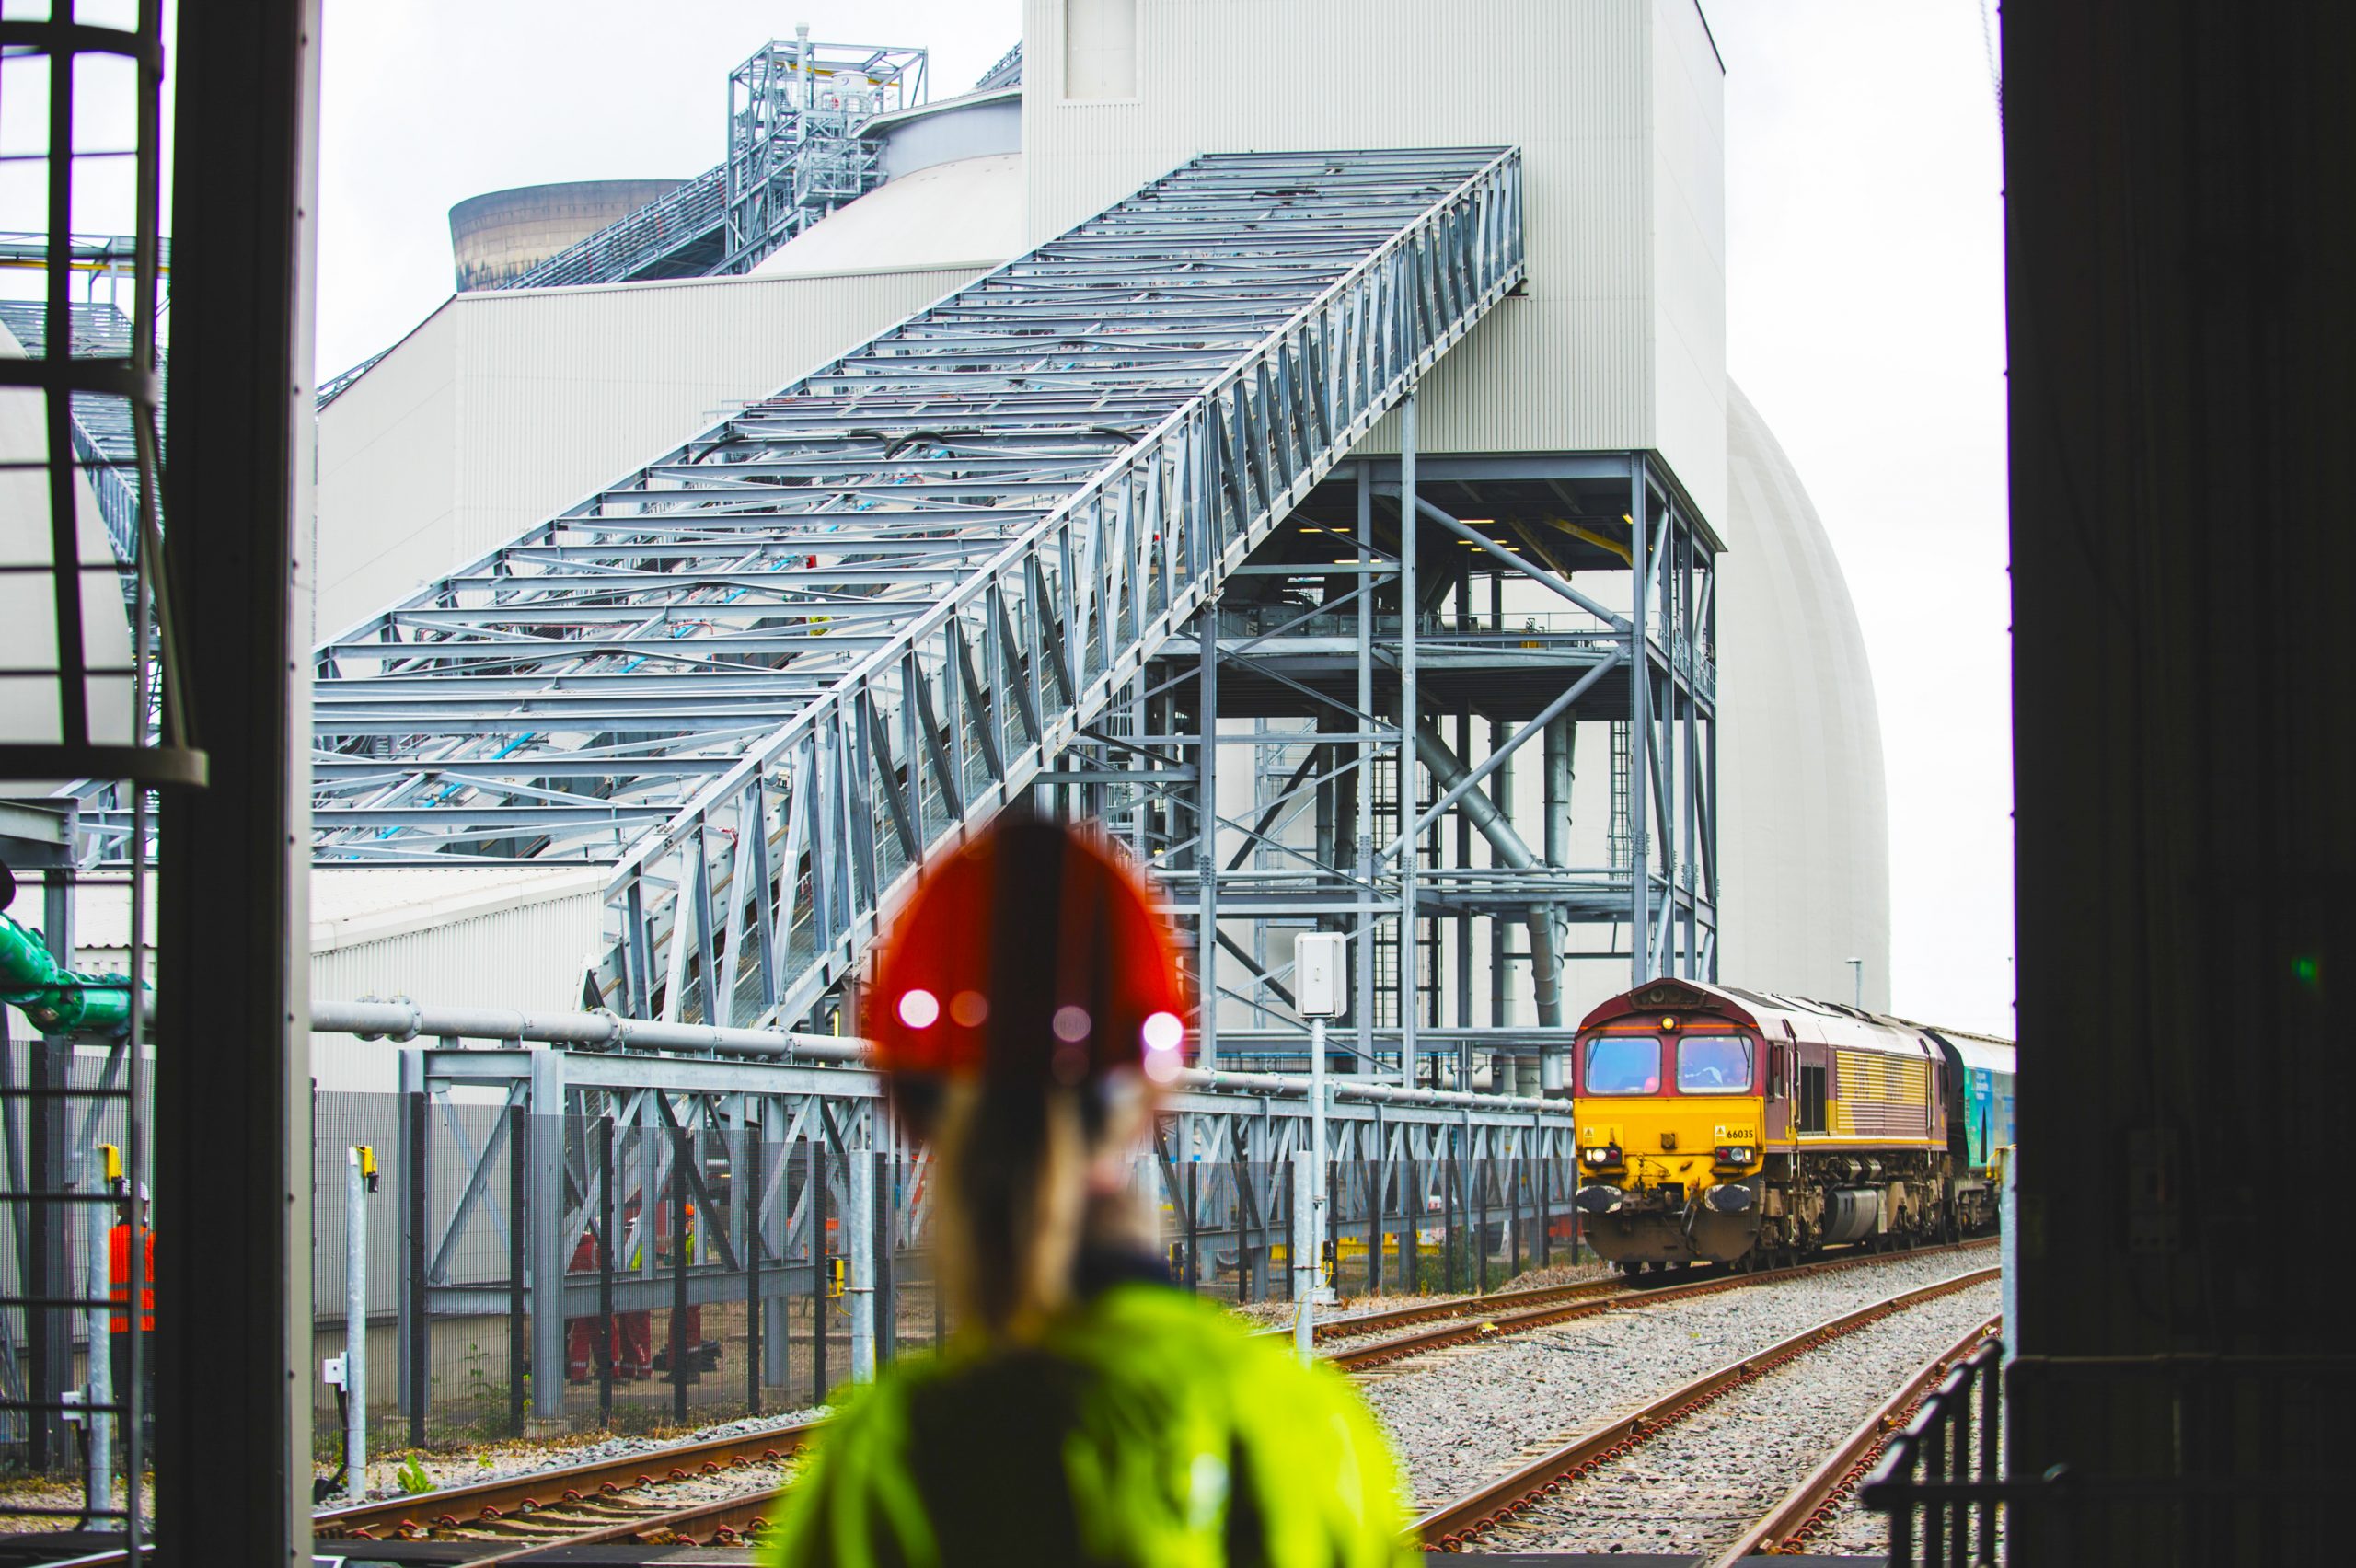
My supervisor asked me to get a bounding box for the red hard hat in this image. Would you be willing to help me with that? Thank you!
[867,815,1190,1090]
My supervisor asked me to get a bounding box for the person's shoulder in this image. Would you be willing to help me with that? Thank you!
[1079,1281,1276,1359]
[1072,1285,1355,1402]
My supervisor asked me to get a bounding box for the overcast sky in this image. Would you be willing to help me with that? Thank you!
[303,0,2014,1036]
[1710,1,2013,1036]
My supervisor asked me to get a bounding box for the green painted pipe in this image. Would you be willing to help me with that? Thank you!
[0,909,135,1035]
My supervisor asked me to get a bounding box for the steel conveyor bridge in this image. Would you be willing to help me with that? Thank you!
[304,147,1525,1029]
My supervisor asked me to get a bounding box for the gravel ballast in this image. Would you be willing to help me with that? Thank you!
[1470,1277,1998,1556]
[315,1403,826,1514]
[1358,1249,1997,1513]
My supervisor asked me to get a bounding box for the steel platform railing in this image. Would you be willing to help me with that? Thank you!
[260,146,1522,1028]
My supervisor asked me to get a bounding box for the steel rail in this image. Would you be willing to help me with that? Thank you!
[442,1485,786,1565]
[1329,1237,1997,1370]
[1413,1264,2003,1551]
[1267,1233,1995,1349]
[1701,1314,2002,1565]
[309,1419,819,1543]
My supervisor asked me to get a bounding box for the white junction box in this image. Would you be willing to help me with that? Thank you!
[1295,932,1347,1019]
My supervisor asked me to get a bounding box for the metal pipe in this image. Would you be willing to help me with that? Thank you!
[1408,721,1567,1030]
[1290,1152,1316,1362]
[308,997,859,1062]
[1310,1013,1328,1308]
[847,1152,875,1382]
[345,1146,367,1499]
[0,912,136,1035]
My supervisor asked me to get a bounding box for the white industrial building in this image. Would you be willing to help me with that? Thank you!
[0,2,1893,1090]
[31,0,1884,1095]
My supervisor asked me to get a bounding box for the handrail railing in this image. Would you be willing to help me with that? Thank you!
[1862,1343,2356,1565]
[282,150,1523,1041]
[592,149,1525,1029]
[504,167,730,291]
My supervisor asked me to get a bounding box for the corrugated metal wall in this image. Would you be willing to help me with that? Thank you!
[309,874,604,1092]
[315,263,987,639]
[1020,0,1727,525]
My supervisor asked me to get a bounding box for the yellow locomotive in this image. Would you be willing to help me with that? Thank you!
[1571,979,2011,1270]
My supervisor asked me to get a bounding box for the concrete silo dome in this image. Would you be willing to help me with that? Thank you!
[1715,380,1892,1009]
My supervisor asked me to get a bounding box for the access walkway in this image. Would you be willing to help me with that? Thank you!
[308,146,1524,1029]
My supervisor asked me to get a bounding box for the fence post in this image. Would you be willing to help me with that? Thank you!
[744,1124,762,1413]
[670,1123,688,1425]
[872,1150,894,1366]
[1290,1153,1315,1362]
[527,1050,567,1420]
[1185,1162,1200,1293]
[1508,1154,1521,1280]
[848,1151,875,1383]
[763,1112,788,1393]
[1537,1145,1551,1267]
[597,1117,614,1428]
[343,1146,368,1498]
[1432,1144,1450,1290]
[83,1166,112,1516]
[507,1099,525,1436]
[1403,1153,1419,1292]
[809,1139,827,1401]
[403,1078,427,1448]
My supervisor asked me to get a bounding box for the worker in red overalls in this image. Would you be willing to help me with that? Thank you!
[564,1198,657,1381]
[108,1182,156,1447]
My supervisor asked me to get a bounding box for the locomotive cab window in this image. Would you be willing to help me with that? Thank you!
[1582,1034,1662,1095]
[1676,1034,1753,1093]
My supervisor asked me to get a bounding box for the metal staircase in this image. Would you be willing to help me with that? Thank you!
[307,146,1524,1028]
[0,300,157,578]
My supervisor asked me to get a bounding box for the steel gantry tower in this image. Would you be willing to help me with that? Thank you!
[276,148,1527,1047]
[490,35,930,292]
[1124,451,1719,1090]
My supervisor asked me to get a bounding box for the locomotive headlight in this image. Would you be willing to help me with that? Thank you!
[1714,1144,1755,1166]
[1583,1144,1623,1166]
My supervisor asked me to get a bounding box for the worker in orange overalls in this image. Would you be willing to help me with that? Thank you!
[108,1182,155,1447]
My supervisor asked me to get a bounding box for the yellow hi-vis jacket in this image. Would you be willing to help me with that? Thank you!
[766,1281,1414,1568]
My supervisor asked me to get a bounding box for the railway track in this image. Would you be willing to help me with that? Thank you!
[309,1419,819,1551]
[1413,1264,2002,1551]
[307,1237,1999,1559]
[1699,1314,2001,1564]
[1328,1235,1995,1371]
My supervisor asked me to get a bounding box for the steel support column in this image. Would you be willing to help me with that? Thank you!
[1397,393,1419,1086]
[1627,457,1651,984]
[153,0,318,1558]
[527,1048,568,1418]
[1196,617,1220,1069]
[1354,463,1377,1075]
